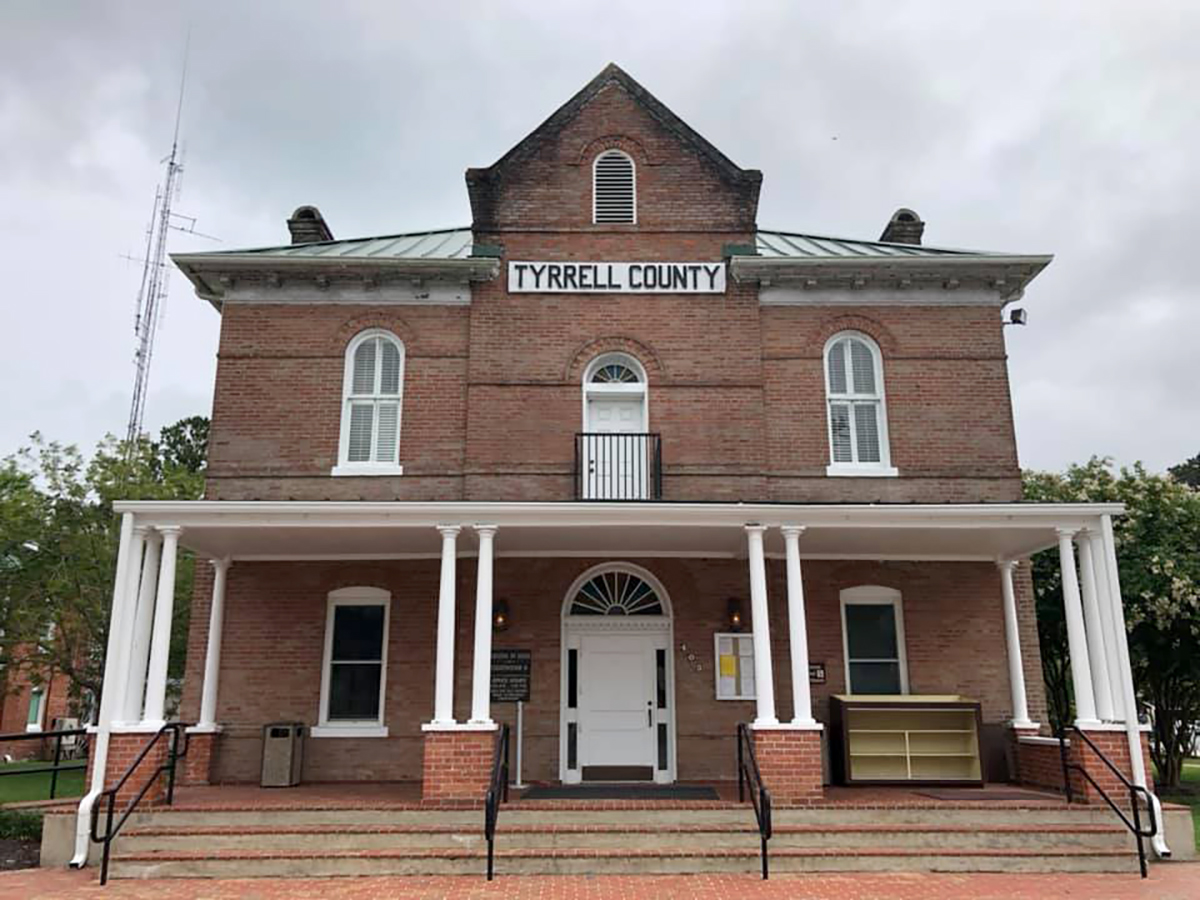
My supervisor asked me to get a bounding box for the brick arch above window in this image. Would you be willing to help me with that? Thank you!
[331,313,417,356]
[572,134,654,167]
[565,336,666,383]
[813,314,899,356]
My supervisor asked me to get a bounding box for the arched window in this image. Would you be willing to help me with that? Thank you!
[824,332,896,475]
[593,149,636,224]
[580,353,651,499]
[333,329,405,475]
[567,567,665,616]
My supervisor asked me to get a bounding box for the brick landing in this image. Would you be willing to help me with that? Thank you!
[5,868,1198,899]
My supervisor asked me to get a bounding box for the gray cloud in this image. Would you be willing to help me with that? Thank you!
[2,0,1196,472]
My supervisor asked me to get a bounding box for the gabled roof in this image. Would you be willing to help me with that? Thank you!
[755,230,1015,260]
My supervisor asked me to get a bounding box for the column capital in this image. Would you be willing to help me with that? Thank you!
[132,523,153,538]
[1055,526,1078,540]
[743,523,767,535]
[436,524,462,538]
[780,524,806,538]
[158,525,183,538]
[473,524,498,537]
[209,557,232,572]
[996,558,1019,572]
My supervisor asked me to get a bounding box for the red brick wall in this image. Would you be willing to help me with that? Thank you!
[189,556,1041,786]
[1017,731,1153,804]
[0,652,76,761]
[421,730,495,801]
[86,733,170,806]
[751,729,822,803]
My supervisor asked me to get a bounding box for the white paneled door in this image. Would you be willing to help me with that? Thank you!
[579,632,663,777]
[584,398,647,499]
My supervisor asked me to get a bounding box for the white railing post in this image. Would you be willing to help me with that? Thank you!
[1076,532,1115,721]
[432,525,461,726]
[469,525,498,726]
[781,525,815,726]
[997,560,1034,728]
[197,558,231,730]
[1057,527,1099,728]
[745,525,778,727]
[142,526,181,727]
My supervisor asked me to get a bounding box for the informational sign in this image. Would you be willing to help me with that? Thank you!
[809,662,827,684]
[491,648,532,703]
[508,261,726,294]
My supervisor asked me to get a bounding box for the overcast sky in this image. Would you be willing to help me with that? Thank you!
[2,1,1196,474]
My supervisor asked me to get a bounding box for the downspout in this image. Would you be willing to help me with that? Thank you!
[1101,515,1171,858]
[71,513,135,868]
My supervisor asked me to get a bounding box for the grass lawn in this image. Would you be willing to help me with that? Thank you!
[1159,757,1200,851]
[0,759,86,804]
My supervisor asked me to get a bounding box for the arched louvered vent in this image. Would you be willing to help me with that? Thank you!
[593,150,636,224]
[569,569,663,616]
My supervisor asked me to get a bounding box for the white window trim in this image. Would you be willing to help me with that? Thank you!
[823,331,897,477]
[592,149,637,225]
[314,586,391,738]
[839,585,909,695]
[25,686,45,733]
[332,329,406,477]
[713,632,756,700]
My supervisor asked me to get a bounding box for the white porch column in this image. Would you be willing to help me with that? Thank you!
[197,558,231,730]
[1087,527,1125,721]
[1057,527,1099,728]
[997,560,1035,728]
[781,525,815,726]
[142,526,181,727]
[107,524,147,726]
[744,525,778,727]
[98,513,139,727]
[120,527,161,724]
[469,525,498,726]
[1077,532,1115,721]
[432,525,461,726]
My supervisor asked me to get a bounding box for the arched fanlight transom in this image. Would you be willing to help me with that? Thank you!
[590,362,641,384]
[569,569,663,616]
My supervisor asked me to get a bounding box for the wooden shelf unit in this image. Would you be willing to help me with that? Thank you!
[830,694,984,786]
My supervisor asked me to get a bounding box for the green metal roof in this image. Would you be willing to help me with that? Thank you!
[193,227,476,261]
[755,230,1010,259]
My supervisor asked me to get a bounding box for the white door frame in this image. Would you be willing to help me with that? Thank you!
[559,563,677,784]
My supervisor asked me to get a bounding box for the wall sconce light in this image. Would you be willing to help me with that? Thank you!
[492,599,510,632]
[726,598,744,632]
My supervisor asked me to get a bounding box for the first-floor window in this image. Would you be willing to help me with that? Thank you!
[841,586,908,695]
[26,687,44,732]
[714,633,755,700]
[317,587,390,735]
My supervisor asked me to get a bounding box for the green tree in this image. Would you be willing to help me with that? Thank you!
[0,418,208,718]
[1169,452,1200,489]
[1024,458,1200,788]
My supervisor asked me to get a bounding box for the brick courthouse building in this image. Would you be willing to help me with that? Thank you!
[69,65,1176,868]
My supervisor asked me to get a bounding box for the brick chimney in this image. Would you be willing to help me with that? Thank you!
[287,206,333,244]
[879,208,924,245]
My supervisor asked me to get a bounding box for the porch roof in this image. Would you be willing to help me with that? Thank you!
[111,501,1123,563]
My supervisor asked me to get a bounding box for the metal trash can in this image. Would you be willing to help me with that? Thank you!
[261,722,304,787]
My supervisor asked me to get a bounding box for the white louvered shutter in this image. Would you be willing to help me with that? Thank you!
[352,340,376,394]
[854,404,881,462]
[827,339,848,394]
[849,339,875,394]
[348,404,374,462]
[593,151,635,224]
[380,341,401,395]
[375,403,399,463]
[342,333,404,467]
[830,403,853,462]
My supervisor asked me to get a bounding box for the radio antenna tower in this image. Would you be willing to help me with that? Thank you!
[125,40,194,451]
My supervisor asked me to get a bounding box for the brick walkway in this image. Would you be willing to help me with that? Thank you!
[3,868,1198,899]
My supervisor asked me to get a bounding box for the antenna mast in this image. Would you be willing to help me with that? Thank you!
[125,43,189,450]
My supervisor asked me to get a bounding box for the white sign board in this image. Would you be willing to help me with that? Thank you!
[508,261,726,294]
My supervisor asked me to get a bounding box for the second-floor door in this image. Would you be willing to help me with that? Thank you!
[585,398,647,499]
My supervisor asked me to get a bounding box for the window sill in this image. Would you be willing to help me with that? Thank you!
[826,464,899,478]
[310,725,389,739]
[330,464,404,478]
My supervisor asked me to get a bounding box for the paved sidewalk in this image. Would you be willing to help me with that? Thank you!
[3,867,1199,899]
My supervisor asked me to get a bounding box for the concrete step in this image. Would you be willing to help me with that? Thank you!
[114,822,1132,854]
[106,846,1140,879]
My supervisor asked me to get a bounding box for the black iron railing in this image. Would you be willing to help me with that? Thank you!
[484,723,511,881]
[1056,725,1157,878]
[574,433,662,501]
[736,722,772,879]
[90,722,190,885]
[0,727,89,800]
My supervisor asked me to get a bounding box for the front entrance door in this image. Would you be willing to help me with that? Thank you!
[584,398,647,500]
[578,633,658,779]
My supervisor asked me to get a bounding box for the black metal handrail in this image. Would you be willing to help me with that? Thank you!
[483,723,510,881]
[1056,725,1157,878]
[736,722,772,879]
[574,432,663,501]
[90,722,191,885]
[0,727,89,800]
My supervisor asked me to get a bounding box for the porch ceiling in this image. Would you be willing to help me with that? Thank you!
[112,501,1124,563]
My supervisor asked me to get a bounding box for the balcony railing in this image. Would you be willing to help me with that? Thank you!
[574,433,662,501]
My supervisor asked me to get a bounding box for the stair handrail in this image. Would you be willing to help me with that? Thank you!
[736,722,772,879]
[89,721,191,886]
[1056,724,1157,878]
[483,722,511,881]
